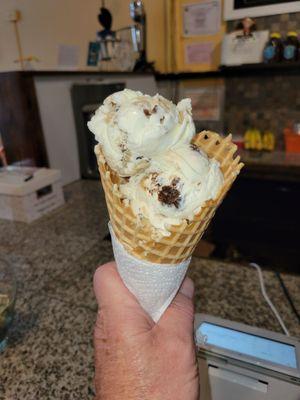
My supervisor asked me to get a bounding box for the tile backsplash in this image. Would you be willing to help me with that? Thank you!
[227,12,300,35]
[225,12,300,148]
[159,12,300,149]
[224,73,300,148]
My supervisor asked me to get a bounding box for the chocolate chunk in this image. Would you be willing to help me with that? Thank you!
[119,143,126,153]
[160,116,165,123]
[152,105,158,113]
[150,172,159,184]
[143,109,151,117]
[158,185,181,208]
[171,177,180,187]
[190,143,200,152]
[136,156,143,160]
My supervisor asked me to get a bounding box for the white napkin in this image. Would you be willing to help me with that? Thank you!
[109,223,190,322]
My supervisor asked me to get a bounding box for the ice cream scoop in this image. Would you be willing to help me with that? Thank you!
[120,144,223,236]
[87,89,195,176]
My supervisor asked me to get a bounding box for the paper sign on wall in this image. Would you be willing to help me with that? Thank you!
[185,42,214,64]
[183,1,221,36]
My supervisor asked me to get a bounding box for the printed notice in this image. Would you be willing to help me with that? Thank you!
[183,1,221,36]
[185,42,214,64]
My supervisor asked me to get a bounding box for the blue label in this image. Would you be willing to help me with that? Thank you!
[284,45,296,60]
[264,46,275,60]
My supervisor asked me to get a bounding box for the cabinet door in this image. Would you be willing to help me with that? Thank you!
[212,177,300,247]
[173,0,226,72]
[0,72,48,167]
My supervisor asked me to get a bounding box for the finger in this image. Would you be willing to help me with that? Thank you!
[158,277,195,339]
[179,277,194,300]
[94,261,153,332]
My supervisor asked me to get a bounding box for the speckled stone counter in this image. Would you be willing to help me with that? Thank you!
[0,180,299,399]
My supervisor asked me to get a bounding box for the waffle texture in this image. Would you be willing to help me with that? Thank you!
[96,130,243,264]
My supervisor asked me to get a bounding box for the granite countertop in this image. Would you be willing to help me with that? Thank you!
[0,180,299,399]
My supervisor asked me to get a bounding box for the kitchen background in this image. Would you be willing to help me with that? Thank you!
[1,0,300,272]
[1,1,300,398]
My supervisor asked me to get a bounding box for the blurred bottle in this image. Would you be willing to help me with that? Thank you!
[283,32,299,62]
[262,131,275,151]
[263,33,283,63]
[244,128,263,151]
[284,122,300,153]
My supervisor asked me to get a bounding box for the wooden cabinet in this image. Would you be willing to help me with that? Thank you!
[0,72,48,167]
[211,171,300,272]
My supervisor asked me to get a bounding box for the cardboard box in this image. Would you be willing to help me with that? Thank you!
[0,167,65,223]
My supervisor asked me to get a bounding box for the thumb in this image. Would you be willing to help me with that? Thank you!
[93,261,153,333]
[158,277,195,339]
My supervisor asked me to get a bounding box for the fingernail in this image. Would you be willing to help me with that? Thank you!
[179,277,194,300]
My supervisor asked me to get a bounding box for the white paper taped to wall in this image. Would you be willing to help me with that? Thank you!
[183,0,221,36]
[185,42,214,65]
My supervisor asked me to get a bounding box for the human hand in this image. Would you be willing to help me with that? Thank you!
[93,261,199,400]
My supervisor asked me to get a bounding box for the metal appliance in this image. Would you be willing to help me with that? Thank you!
[71,82,125,179]
[194,314,300,400]
[95,1,154,71]
[129,0,154,71]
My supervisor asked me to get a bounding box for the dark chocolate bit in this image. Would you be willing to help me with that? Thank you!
[143,109,151,117]
[119,143,126,153]
[160,116,165,123]
[171,177,180,187]
[190,143,200,152]
[158,185,181,208]
[111,102,116,107]
[152,105,158,113]
[136,156,143,160]
[150,172,159,184]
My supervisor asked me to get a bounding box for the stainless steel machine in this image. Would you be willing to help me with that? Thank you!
[95,0,154,71]
[195,314,300,400]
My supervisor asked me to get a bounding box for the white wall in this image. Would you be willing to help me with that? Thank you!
[0,0,167,72]
[0,0,100,71]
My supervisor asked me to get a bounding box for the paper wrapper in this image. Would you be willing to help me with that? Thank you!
[109,223,190,322]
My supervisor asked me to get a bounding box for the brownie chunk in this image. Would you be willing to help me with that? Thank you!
[158,185,181,208]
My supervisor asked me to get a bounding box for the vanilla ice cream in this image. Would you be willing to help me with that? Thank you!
[88,89,195,176]
[120,145,223,236]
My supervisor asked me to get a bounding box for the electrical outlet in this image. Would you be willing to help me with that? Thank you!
[7,10,21,22]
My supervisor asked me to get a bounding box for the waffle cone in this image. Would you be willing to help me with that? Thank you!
[96,131,243,264]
